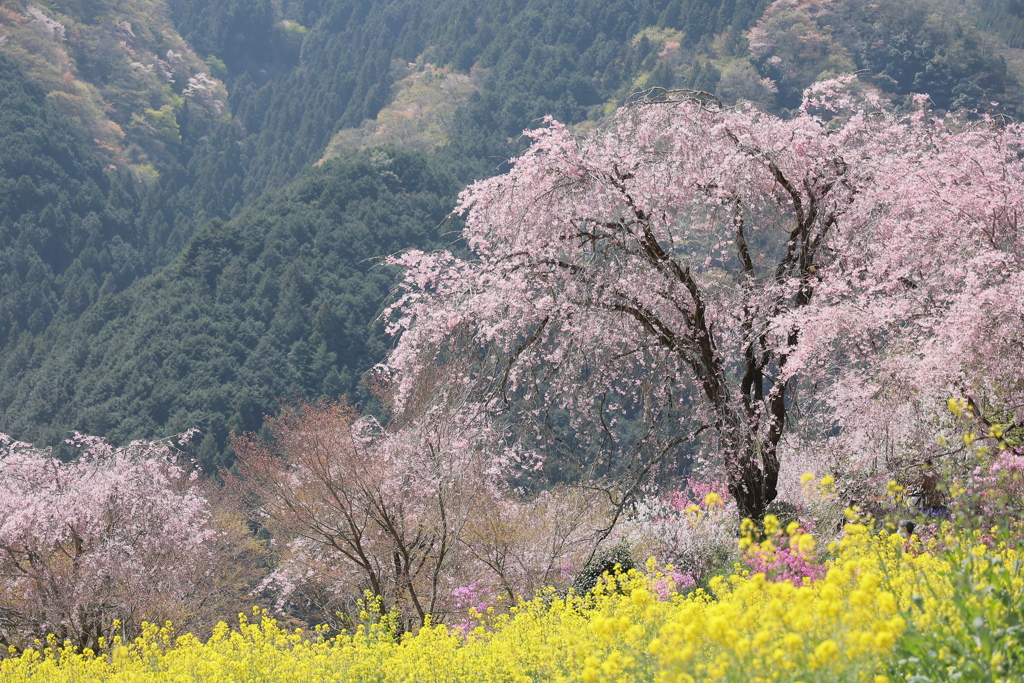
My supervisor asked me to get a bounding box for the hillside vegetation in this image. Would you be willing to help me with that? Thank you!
[1,0,777,464]
[1,0,1023,466]
[1,147,459,466]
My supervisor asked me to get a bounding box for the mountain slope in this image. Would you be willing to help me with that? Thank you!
[0,55,143,347]
[0,147,459,466]
[3,0,1024,465]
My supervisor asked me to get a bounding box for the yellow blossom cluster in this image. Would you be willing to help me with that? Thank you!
[2,523,1022,682]
[889,523,1024,681]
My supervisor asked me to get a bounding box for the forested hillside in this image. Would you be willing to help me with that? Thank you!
[2,0,1023,466]
[749,0,1021,112]
[0,55,142,347]
[1,147,459,466]
[979,0,1024,47]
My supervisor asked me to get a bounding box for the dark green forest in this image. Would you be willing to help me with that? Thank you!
[979,0,1024,49]
[1,0,1022,468]
[1,145,459,465]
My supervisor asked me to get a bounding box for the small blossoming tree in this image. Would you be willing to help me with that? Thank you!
[234,400,495,631]
[234,395,617,629]
[0,431,237,650]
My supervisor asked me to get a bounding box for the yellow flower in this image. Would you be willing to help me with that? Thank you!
[948,397,962,416]
[811,639,839,667]
[796,533,816,556]
[782,633,803,653]
[8,522,1022,683]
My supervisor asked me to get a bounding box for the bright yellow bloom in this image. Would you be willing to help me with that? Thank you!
[5,524,1022,683]
[948,397,963,416]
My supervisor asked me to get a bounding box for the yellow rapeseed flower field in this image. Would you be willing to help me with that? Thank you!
[2,522,1021,683]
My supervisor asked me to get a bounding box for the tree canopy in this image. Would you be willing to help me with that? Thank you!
[382,81,1024,518]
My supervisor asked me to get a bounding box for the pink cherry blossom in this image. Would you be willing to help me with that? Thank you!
[0,431,221,650]
[382,80,1024,517]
